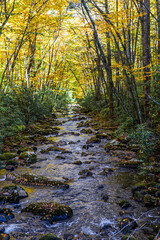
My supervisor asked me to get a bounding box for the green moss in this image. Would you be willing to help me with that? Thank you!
[0,153,17,160]
[22,202,73,223]
[39,234,62,240]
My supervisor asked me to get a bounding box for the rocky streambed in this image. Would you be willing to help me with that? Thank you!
[0,108,159,240]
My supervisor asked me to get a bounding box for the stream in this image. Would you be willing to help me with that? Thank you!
[0,108,159,240]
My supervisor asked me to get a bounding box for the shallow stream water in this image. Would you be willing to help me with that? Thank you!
[0,109,158,239]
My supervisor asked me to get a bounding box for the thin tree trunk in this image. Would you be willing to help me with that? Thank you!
[143,0,151,127]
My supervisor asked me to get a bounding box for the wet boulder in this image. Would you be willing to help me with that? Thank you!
[86,137,101,144]
[72,161,82,165]
[120,217,138,234]
[22,202,73,224]
[0,209,14,221]
[80,129,93,134]
[78,169,93,177]
[19,151,37,164]
[39,234,62,240]
[102,194,109,202]
[118,200,132,209]
[0,185,28,204]
[0,233,10,240]
[99,168,114,176]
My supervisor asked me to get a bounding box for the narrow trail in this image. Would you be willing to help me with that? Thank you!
[0,108,158,240]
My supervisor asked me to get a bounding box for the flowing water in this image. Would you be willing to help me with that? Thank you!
[0,109,158,239]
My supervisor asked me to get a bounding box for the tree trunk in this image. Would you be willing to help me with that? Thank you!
[143,0,151,127]
[105,0,114,118]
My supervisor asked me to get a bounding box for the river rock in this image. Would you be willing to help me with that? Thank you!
[22,202,73,224]
[5,165,15,171]
[72,161,82,165]
[86,137,101,144]
[19,151,37,164]
[143,194,159,207]
[78,169,93,177]
[120,217,138,234]
[0,209,14,221]
[0,233,10,240]
[80,129,93,134]
[0,185,28,204]
[39,234,62,240]
[102,194,109,202]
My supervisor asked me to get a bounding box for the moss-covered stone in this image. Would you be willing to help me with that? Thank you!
[0,153,17,161]
[119,217,138,234]
[0,209,14,221]
[0,185,28,204]
[73,161,82,165]
[22,202,73,223]
[39,234,62,240]
[118,200,129,207]
[143,194,159,207]
[78,169,93,177]
[55,155,65,160]
[19,151,37,163]
[13,173,69,189]
[0,233,10,240]
[80,129,93,134]
[86,137,101,144]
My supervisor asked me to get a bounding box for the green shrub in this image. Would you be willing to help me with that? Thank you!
[79,91,107,113]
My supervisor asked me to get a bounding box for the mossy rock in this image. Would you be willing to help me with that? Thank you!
[0,153,17,161]
[13,173,69,189]
[118,200,129,207]
[143,194,159,207]
[120,217,138,234]
[77,121,90,128]
[80,129,93,134]
[86,137,101,144]
[19,151,37,163]
[0,233,10,240]
[55,155,65,160]
[22,202,73,223]
[17,147,30,154]
[0,185,28,203]
[121,235,136,240]
[0,209,14,221]
[73,161,82,165]
[78,169,92,177]
[39,234,62,240]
